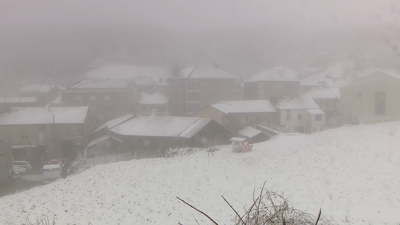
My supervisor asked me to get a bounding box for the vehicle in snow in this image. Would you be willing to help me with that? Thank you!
[41,159,66,182]
[12,161,32,174]
[41,164,62,182]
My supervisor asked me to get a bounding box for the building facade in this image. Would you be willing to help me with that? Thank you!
[339,71,400,123]
[244,67,300,100]
[0,107,93,168]
[62,80,140,128]
[168,66,240,116]
[0,138,12,184]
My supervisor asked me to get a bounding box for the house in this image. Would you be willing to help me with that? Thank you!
[306,87,341,127]
[275,95,325,133]
[0,107,93,168]
[84,64,171,95]
[86,114,136,158]
[339,71,400,123]
[244,67,300,99]
[193,100,276,133]
[0,138,12,184]
[20,85,60,106]
[168,65,240,116]
[0,97,38,112]
[109,116,232,158]
[62,79,140,127]
[139,92,169,116]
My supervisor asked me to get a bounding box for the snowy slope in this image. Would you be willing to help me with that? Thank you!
[1,122,400,224]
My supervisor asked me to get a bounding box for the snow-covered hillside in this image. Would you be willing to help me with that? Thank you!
[1,122,400,224]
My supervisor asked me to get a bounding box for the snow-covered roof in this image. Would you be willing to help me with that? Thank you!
[230,137,247,142]
[0,97,37,103]
[86,134,110,149]
[141,92,150,99]
[276,95,320,110]
[20,85,57,93]
[324,78,353,88]
[110,116,213,137]
[239,126,264,139]
[85,64,173,81]
[173,66,237,79]
[211,100,276,114]
[69,80,130,89]
[92,113,136,134]
[247,67,299,82]
[306,88,340,99]
[179,118,212,138]
[307,109,325,115]
[0,107,89,125]
[139,93,169,105]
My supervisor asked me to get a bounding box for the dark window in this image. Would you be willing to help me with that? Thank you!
[297,114,302,121]
[315,115,322,121]
[357,92,362,98]
[375,91,386,115]
[20,134,28,141]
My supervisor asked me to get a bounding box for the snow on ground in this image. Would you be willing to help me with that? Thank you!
[1,122,400,224]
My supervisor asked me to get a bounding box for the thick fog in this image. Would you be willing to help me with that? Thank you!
[0,0,399,86]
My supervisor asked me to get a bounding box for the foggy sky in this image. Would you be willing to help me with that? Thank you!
[1,0,399,31]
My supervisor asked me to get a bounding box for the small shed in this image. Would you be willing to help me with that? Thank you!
[230,137,252,153]
[238,126,271,143]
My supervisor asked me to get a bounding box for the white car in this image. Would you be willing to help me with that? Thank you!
[41,164,63,182]
[13,161,32,174]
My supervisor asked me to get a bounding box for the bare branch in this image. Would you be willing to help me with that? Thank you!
[222,195,246,225]
[315,208,322,225]
[177,197,219,225]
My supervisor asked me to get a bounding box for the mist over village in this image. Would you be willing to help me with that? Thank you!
[1,0,400,224]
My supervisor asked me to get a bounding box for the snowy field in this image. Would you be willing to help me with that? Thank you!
[1,122,400,224]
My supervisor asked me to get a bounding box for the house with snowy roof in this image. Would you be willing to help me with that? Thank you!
[244,67,300,100]
[0,107,93,168]
[167,65,240,116]
[275,95,325,133]
[109,115,231,158]
[306,87,341,127]
[339,70,400,123]
[20,85,60,106]
[0,96,38,112]
[193,100,276,133]
[63,79,140,127]
[139,92,169,116]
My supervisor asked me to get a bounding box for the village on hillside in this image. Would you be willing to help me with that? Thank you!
[1,51,400,185]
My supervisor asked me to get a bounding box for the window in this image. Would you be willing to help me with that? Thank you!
[286,114,291,121]
[187,92,199,101]
[375,91,386,115]
[297,114,302,121]
[158,105,166,112]
[315,114,322,121]
[20,134,28,141]
[89,95,96,101]
[357,92,362,98]
[75,95,82,100]
[188,81,200,90]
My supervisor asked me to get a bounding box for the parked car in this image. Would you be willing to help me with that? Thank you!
[13,161,32,174]
[41,164,62,183]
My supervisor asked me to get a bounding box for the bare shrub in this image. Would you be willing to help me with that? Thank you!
[178,182,335,225]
